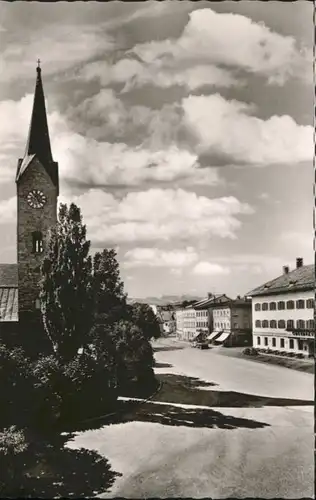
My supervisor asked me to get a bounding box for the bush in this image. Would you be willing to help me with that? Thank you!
[31,352,118,425]
[243,347,258,356]
[0,345,34,428]
[0,426,29,491]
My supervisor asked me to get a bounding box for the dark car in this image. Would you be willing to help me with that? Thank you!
[196,341,209,350]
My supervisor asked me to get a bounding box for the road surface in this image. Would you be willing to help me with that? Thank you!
[66,337,314,498]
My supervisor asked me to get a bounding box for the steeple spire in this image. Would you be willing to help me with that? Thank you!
[16,63,59,194]
[24,62,53,164]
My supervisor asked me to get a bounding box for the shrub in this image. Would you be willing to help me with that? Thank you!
[243,347,258,356]
[0,426,29,491]
[0,345,34,428]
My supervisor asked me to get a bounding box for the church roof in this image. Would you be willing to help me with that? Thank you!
[0,287,18,322]
[16,65,59,193]
[0,265,18,321]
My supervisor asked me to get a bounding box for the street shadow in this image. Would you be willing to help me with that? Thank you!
[119,401,269,430]
[155,373,314,408]
[155,361,173,368]
[3,431,122,499]
[153,345,185,352]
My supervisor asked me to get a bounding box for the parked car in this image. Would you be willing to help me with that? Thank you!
[196,341,209,350]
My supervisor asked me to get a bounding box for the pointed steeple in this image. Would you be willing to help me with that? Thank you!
[16,63,59,194]
[24,61,53,164]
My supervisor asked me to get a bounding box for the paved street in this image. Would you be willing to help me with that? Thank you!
[66,337,314,499]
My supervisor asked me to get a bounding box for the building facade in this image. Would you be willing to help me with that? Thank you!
[210,297,252,346]
[248,259,314,356]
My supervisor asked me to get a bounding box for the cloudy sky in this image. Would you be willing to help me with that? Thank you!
[0,1,313,299]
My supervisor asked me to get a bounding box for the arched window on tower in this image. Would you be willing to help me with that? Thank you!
[32,231,43,254]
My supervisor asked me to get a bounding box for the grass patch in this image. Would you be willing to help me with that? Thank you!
[245,353,314,374]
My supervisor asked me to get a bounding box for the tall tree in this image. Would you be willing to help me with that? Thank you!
[128,303,161,341]
[40,203,94,361]
[93,249,127,324]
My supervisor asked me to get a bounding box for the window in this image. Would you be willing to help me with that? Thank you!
[286,319,294,330]
[277,301,285,310]
[262,320,268,328]
[289,339,294,349]
[35,298,41,310]
[298,340,303,351]
[32,231,43,253]
[257,336,261,345]
[307,319,315,330]
[269,320,277,328]
[262,303,268,311]
[255,303,261,311]
[306,299,315,309]
[280,338,285,348]
[269,302,276,311]
[296,300,305,309]
[296,319,305,329]
[272,338,276,347]
[286,300,294,310]
[255,320,261,328]
[264,337,268,346]
[278,320,285,329]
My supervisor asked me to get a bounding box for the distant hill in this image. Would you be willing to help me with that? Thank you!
[127,294,203,306]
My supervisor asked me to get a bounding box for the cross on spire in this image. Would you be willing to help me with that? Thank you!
[37,59,41,72]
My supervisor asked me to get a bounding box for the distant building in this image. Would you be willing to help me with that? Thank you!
[209,296,252,347]
[175,293,229,342]
[159,309,176,335]
[247,258,314,357]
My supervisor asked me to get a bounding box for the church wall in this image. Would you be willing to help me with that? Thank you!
[17,157,58,317]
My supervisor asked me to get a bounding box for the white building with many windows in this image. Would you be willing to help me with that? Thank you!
[248,258,314,356]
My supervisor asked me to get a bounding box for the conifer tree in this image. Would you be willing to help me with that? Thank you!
[93,249,127,324]
[40,203,94,361]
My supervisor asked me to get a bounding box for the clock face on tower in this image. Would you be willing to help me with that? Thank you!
[27,189,47,209]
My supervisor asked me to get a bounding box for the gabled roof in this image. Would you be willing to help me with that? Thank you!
[0,264,18,287]
[247,264,314,297]
[16,66,59,193]
[194,294,231,309]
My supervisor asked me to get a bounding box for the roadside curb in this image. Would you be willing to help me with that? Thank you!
[79,379,163,426]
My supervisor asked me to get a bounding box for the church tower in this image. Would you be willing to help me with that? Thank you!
[16,63,59,325]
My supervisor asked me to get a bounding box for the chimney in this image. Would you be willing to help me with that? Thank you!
[283,266,289,275]
[208,292,213,299]
[296,257,303,269]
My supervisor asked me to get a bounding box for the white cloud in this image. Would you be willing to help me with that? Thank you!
[0,24,114,82]
[192,261,230,276]
[0,92,221,189]
[132,8,311,84]
[124,247,198,268]
[0,196,16,224]
[64,188,253,245]
[182,93,313,165]
[79,58,242,91]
